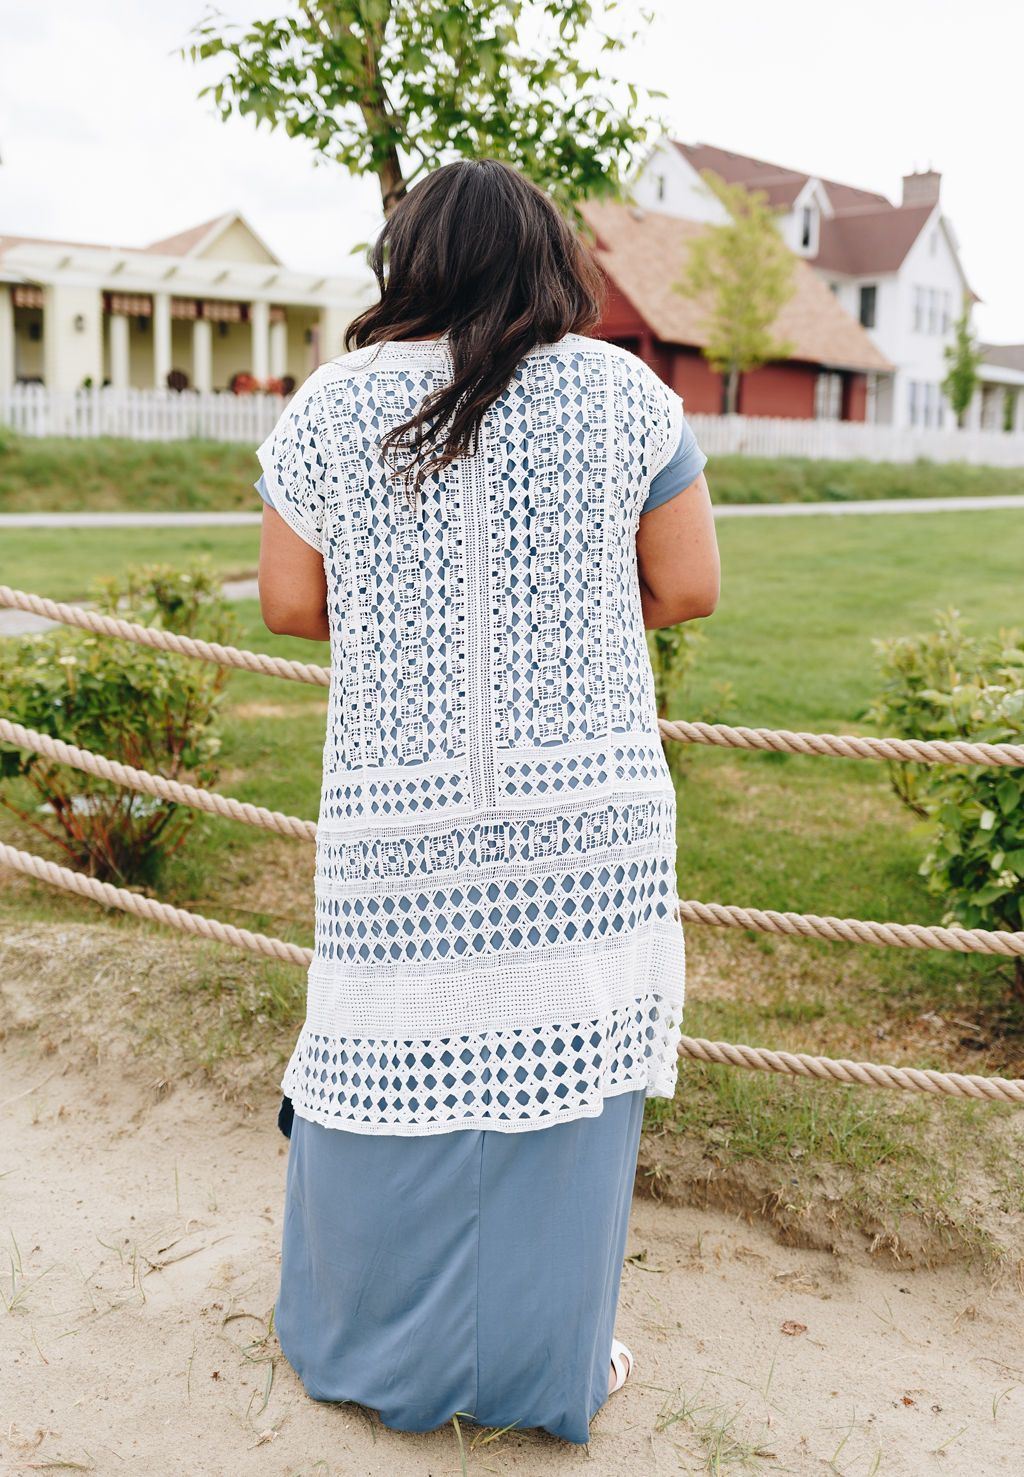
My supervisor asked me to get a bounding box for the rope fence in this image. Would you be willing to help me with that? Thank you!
[4,716,1021,959]
[2,839,1021,1104]
[3,584,1022,768]
[3,584,1023,1105]
[0,718,317,842]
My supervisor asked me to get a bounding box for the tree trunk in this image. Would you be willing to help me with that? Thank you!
[377,150,407,216]
[725,368,740,415]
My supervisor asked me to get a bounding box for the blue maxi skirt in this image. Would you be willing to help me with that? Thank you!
[275,1087,646,1445]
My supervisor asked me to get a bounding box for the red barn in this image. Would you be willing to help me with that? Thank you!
[582,200,891,419]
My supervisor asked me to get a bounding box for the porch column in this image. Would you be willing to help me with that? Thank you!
[269,314,287,378]
[192,316,213,393]
[1014,389,1024,435]
[965,386,982,430]
[153,290,171,389]
[43,283,103,392]
[0,286,13,391]
[109,311,130,389]
[316,304,352,366]
[250,299,270,381]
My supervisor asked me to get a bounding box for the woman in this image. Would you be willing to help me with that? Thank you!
[254,158,719,1445]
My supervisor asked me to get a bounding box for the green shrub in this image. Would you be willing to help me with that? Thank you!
[870,609,1024,999]
[0,561,240,887]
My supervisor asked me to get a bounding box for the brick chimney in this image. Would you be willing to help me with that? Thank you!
[901,169,941,208]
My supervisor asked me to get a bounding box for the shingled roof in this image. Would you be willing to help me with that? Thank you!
[583,200,892,374]
[672,140,945,279]
[674,142,891,215]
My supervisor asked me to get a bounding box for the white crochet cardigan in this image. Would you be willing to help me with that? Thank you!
[257,333,687,1135]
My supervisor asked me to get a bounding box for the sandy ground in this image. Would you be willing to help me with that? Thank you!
[1,1034,1022,1477]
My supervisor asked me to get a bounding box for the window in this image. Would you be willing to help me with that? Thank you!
[928,288,940,335]
[829,281,840,295]
[912,286,925,332]
[800,205,814,249]
[859,284,877,329]
[942,291,952,334]
[815,371,843,420]
[656,174,666,202]
[908,381,945,428]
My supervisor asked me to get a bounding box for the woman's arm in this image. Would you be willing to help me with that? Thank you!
[257,504,331,641]
[635,469,720,630]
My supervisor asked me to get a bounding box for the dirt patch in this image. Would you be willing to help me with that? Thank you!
[2,921,1023,1281]
[2,1029,1022,1476]
[0,921,299,1112]
[635,1118,1024,1271]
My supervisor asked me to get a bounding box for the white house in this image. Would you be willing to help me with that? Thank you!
[0,212,369,395]
[633,141,985,430]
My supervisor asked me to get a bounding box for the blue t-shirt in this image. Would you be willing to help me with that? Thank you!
[254,416,707,516]
[639,417,707,515]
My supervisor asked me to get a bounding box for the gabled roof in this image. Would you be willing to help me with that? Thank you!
[583,200,892,374]
[0,212,281,266]
[814,203,936,275]
[0,231,134,257]
[143,211,282,265]
[674,141,891,214]
[671,139,955,281]
[144,215,231,256]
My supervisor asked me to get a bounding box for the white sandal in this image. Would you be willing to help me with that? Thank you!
[609,1337,634,1394]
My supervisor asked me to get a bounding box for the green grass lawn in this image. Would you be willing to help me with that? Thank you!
[0,525,258,600]
[3,504,1024,1262]
[2,430,1023,513]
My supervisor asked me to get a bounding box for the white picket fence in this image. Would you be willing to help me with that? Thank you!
[687,413,1024,467]
[3,385,1024,465]
[0,385,284,443]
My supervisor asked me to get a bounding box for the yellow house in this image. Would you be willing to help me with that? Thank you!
[0,211,370,393]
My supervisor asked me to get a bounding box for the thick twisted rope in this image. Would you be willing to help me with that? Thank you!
[658,717,1024,769]
[3,718,1022,958]
[0,718,317,841]
[675,1036,1024,1103]
[0,585,330,687]
[3,586,1022,769]
[0,841,311,966]
[2,839,1022,1105]
[674,898,1024,959]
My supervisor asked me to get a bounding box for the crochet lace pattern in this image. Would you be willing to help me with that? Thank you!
[257,332,688,1135]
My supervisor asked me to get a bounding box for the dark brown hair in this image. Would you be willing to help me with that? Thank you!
[345,159,606,502]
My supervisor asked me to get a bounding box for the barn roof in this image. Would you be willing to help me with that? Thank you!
[583,200,893,373]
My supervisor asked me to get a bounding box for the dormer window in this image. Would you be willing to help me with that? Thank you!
[801,206,813,247]
[798,201,819,255]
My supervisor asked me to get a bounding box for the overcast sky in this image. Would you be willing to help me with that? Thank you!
[1,0,1020,340]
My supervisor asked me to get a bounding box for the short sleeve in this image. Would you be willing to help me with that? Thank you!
[254,472,272,506]
[640,417,708,516]
[255,370,330,552]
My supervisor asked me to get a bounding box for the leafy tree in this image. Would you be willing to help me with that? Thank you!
[675,171,797,415]
[183,0,661,218]
[942,297,982,427]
